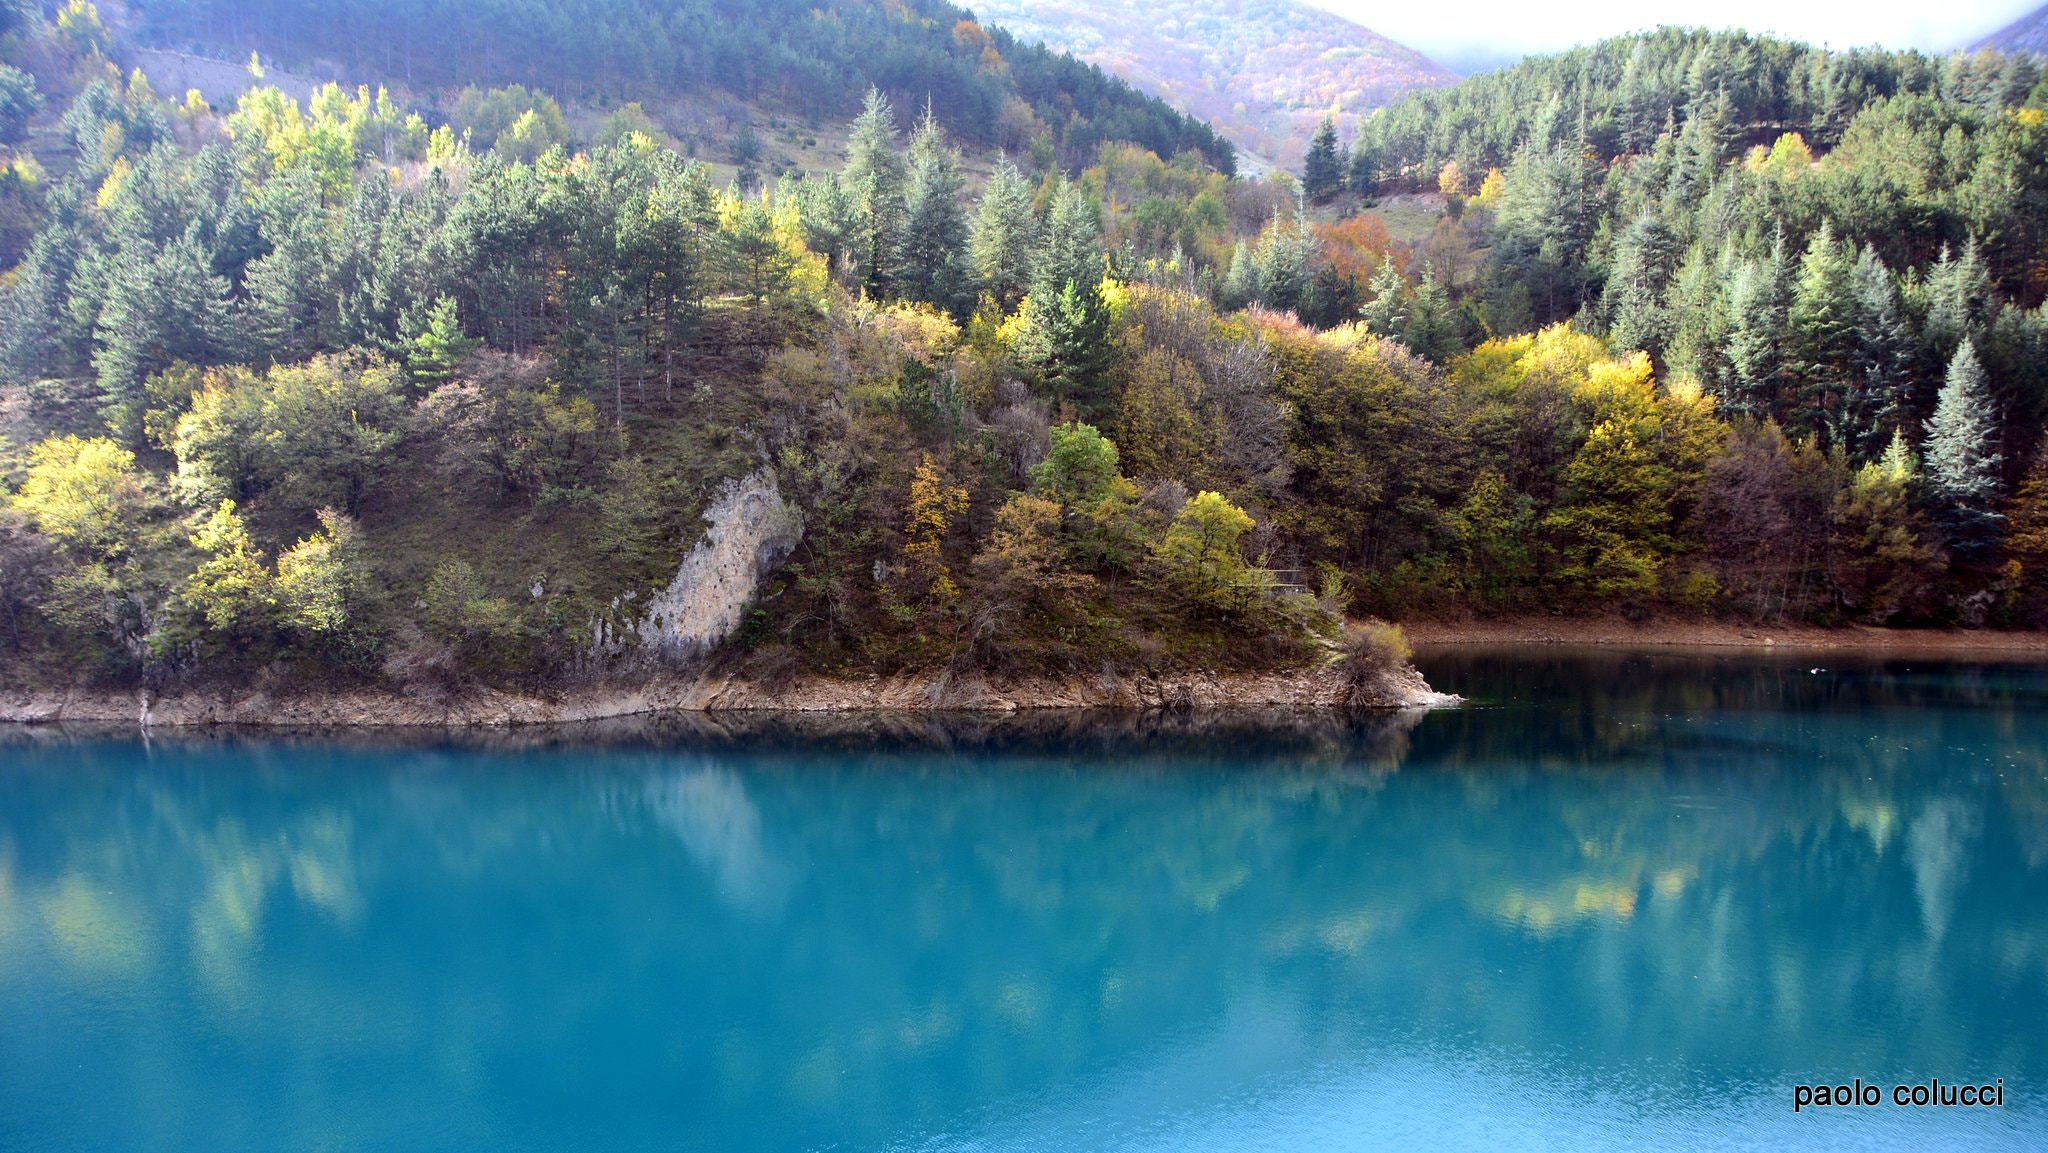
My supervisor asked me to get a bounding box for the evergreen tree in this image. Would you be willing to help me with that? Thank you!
[1981,304,2048,471]
[1722,234,1790,420]
[1302,116,1343,202]
[1346,133,1379,194]
[1493,138,1600,321]
[1034,177,1101,303]
[1401,272,1463,365]
[1786,221,1858,446]
[93,226,235,443]
[1015,287,1113,418]
[714,190,797,303]
[1920,242,1989,365]
[1249,203,1315,314]
[1220,239,1255,311]
[1925,340,2006,554]
[968,155,1037,310]
[1604,210,1681,359]
[899,106,970,314]
[446,154,558,354]
[1359,260,1408,337]
[0,1,29,42]
[1849,245,1916,457]
[404,296,477,388]
[785,171,858,283]
[1013,174,1111,414]
[842,88,906,296]
[1662,240,1728,386]
[243,169,341,363]
[0,63,42,146]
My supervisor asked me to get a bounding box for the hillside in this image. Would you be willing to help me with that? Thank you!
[129,0,1236,172]
[1980,5,2048,54]
[4,10,2048,706]
[968,0,1454,167]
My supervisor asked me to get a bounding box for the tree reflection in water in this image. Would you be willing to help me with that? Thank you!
[0,652,2044,1152]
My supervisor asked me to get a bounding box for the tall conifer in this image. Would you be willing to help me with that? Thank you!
[1302,115,1342,202]
[842,88,906,296]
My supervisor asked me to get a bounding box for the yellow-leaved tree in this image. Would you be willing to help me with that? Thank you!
[903,453,968,607]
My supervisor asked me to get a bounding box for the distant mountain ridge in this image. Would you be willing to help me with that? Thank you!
[1979,5,2048,54]
[967,0,1455,167]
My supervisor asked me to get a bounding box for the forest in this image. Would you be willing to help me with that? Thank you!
[1,6,2047,695]
[966,0,1454,168]
[128,0,1237,173]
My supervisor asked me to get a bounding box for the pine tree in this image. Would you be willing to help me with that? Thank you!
[899,105,969,314]
[1033,177,1100,303]
[1346,133,1379,194]
[1925,340,2006,554]
[1920,242,1988,365]
[1604,210,1680,359]
[1359,260,1407,337]
[244,168,341,362]
[1494,138,1600,321]
[1401,272,1463,365]
[404,296,477,388]
[1015,180,1114,415]
[785,171,858,283]
[968,155,1037,309]
[1014,177,1112,411]
[1302,115,1342,202]
[842,88,906,296]
[1981,305,2048,469]
[1662,240,1727,385]
[93,226,235,443]
[1220,239,1255,310]
[1722,234,1790,420]
[1249,203,1314,314]
[713,190,797,303]
[1015,280,1114,416]
[1849,245,1915,457]
[1786,221,1858,445]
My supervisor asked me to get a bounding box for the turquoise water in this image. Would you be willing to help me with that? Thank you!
[2,650,2045,1152]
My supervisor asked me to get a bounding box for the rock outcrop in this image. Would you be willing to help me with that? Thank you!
[607,469,802,661]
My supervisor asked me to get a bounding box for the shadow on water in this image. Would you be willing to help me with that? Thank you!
[1,652,2045,1151]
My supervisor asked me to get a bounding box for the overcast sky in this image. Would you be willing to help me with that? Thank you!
[1300,1,2043,73]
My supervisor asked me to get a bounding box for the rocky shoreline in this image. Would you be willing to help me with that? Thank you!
[0,661,1456,728]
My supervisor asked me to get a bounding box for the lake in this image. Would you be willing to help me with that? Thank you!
[2,649,2045,1151]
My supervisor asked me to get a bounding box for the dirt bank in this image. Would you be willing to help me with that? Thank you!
[0,661,1455,728]
[1400,614,2048,655]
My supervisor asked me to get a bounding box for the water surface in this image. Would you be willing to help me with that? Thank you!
[2,650,2045,1150]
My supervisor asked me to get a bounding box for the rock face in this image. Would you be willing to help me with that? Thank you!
[629,470,802,661]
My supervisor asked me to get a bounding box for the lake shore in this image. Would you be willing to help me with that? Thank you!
[0,660,1456,728]
[1401,614,2048,655]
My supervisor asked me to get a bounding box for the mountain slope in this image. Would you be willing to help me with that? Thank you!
[967,0,1453,167]
[1979,5,2048,54]
[131,0,1236,171]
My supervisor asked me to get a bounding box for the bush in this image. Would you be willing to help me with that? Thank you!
[1338,620,1412,705]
